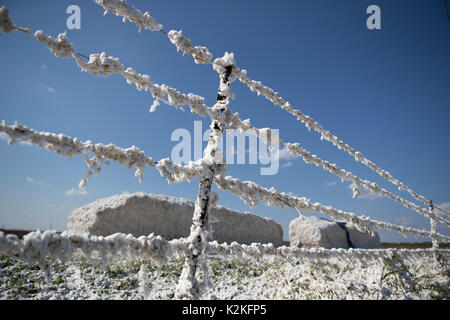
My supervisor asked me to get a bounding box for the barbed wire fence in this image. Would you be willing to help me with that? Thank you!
[0,1,449,300]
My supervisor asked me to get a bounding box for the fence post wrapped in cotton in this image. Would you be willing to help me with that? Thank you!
[429,203,439,249]
[213,52,237,99]
[175,57,236,300]
[2,3,450,300]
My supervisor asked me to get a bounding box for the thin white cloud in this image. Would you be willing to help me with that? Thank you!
[281,161,293,168]
[48,86,56,94]
[348,182,383,200]
[273,147,296,162]
[436,202,450,216]
[325,181,337,187]
[26,176,51,187]
[437,202,450,210]
[396,216,414,227]
[0,132,32,146]
[65,188,87,196]
[48,204,63,211]
[42,64,47,70]
[19,140,32,146]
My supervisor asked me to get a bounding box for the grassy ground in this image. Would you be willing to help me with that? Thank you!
[1,231,449,300]
[1,249,448,300]
[381,242,450,249]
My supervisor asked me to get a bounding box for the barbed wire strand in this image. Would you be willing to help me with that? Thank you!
[93,0,443,211]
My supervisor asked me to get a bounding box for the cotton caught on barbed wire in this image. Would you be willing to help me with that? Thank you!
[90,0,436,209]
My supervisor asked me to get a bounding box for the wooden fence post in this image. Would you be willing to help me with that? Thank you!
[429,200,439,249]
[175,65,234,299]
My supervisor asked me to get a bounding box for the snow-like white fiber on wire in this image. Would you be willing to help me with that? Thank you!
[1,120,448,244]
[155,157,213,184]
[220,109,448,227]
[95,0,162,32]
[93,0,435,210]
[0,230,179,281]
[0,7,15,34]
[2,230,448,266]
[2,230,448,285]
[17,3,438,242]
[207,240,449,263]
[282,142,450,227]
[0,121,211,189]
[0,121,154,187]
[2,3,449,300]
[213,174,450,243]
[168,30,213,64]
[81,52,124,76]
[66,192,284,246]
[2,23,211,117]
[435,205,450,219]
[71,49,210,117]
[34,30,73,58]
[232,66,434,208]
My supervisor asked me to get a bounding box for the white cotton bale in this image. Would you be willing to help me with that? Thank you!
[289,216,381,249]
[66,192,283,246]
[346,224,381,249]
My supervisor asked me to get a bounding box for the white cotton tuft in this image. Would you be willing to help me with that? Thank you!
[93,0,163,31]
[78,179,87,189]
[213,52,235,68]
[138,263,151,300]
[209,192,219,207]
[167,30,213,64]
[0,7,15,34]
[352,187,361,199]
[33,31,74,58]
[149,100,160,112]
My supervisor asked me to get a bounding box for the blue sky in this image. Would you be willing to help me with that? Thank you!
[0,0,449,242]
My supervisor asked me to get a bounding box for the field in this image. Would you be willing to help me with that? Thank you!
[0,229,448,300]
[1,0,449,302]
